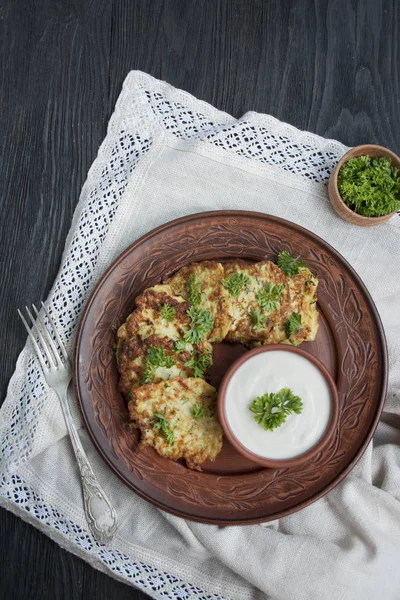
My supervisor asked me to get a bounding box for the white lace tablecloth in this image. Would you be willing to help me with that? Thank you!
[1,71,400,600]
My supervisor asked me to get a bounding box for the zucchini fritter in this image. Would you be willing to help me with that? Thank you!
[128,377,223,469]
[117,284,191,344]
[166,261,232,343]
[222,260,291,346]
[116,285,213,396]
[283,266,319,346]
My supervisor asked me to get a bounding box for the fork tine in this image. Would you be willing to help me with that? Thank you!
[18,309,49,373]
[25,306,57,369]
[31,304,60,367]
[41,301,68,361]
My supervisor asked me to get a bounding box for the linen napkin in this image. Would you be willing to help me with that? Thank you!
[1,71,400,600]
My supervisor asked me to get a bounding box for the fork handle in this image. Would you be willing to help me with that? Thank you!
[59,386,118,543]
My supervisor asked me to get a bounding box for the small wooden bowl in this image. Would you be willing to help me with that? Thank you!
[218,345,339,469]
[328,144,400,226]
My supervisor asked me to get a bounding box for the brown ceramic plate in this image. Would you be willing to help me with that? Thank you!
[74,211,387,525]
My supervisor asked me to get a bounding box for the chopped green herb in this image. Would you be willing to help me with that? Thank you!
[184,306,214,344]
[187,274,202,306]
[222,272,251,298]
[185,352,212,378]
[250,388,303,431]
[256,282,285,313]
[338,155,400,217]
[249,307,267,331]
[174,338,187,352]
[154,413,175,445]
[160,304,176,322]
[284,312,303,338]
[141,347,176,383]
[164,383,170,388]
[277,251,306,276]
[192,405,204,419]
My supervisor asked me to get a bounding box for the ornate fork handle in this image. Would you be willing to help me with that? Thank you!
[58,385,118,543]
[19,304,118,543]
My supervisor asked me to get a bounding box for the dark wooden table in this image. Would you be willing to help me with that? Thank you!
[1,1,399,598]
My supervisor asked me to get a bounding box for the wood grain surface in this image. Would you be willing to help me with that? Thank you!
[0,0,399,598]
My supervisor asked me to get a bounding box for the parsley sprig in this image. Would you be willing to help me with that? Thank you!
[185,351,212,378]
[222,272,251,298]
[256,282,285,313]
[249,307,267,331]
[187,274,202,306]
[184,306,214,343]
[160,304,176,322]
[192,405,204,419]
[154,413,175,445]
[277,251,306,276]
[249,388,303,431]
[338,156,400,217]
[141,347,176,383]
[174,338,187,352]
[284,312,303,338]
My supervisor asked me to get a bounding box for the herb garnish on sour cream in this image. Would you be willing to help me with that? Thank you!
[249,387,303,431]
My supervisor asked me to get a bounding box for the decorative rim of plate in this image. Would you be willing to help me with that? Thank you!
[74,210,388,524]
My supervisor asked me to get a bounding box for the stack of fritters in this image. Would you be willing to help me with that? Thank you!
[116,254,319,469]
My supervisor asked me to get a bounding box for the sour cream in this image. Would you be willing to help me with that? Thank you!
[225,351,332,460]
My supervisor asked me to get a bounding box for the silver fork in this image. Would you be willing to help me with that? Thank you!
[19,302,118,543]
